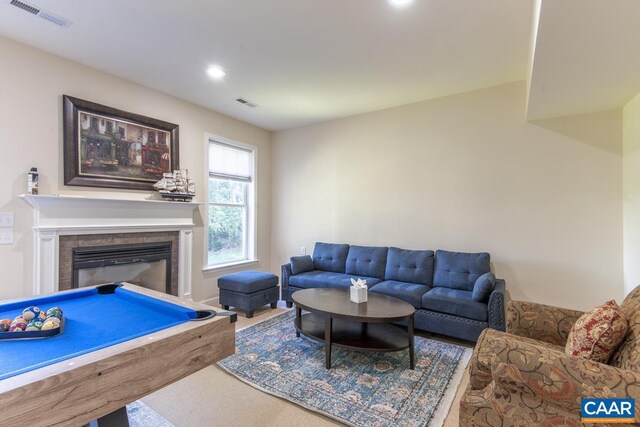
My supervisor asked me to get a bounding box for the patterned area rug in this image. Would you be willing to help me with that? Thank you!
[127,401,174,427]
[218,310,471,427]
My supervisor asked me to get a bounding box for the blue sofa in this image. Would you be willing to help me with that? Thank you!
[281,242,506,342]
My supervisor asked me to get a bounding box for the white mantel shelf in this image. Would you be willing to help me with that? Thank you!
[20,194,201,300]
[20,194,201,231]
[20,194,201,208]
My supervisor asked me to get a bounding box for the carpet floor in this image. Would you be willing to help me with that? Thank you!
[142,304,472,426]
[218,310,471,427]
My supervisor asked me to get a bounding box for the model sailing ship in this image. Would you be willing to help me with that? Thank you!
[153,169,196,201]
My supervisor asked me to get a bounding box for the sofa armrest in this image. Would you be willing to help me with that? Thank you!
[489,335,640,413]
[281,263,292,291]
[488,279,506,331]
[506,300,584,346]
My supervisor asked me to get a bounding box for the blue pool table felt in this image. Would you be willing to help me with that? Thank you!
[0,286,197,381]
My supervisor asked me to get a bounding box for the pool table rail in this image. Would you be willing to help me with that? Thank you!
[0,283,236,427]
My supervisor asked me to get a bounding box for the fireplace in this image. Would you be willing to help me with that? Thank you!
[59,232,180,296]
[21,194,199,299]
[72,242,172,294]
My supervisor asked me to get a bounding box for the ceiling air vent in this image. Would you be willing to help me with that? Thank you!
[10,0,72,28]
[236,98,259,108]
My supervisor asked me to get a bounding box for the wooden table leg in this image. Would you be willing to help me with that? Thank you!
[295,306,301,337]
[408,314,415,369]
[325,315,333,369]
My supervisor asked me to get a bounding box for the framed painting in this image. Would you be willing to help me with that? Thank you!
[63,95,179,191]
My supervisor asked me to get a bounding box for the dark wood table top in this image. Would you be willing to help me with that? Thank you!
[292,288,415,322]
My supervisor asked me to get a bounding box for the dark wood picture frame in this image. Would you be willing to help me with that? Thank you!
[63,95,179,191]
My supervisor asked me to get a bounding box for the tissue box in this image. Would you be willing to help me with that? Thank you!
[350,286,368,303]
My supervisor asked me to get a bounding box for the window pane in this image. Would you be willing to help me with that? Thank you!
[209,142,251,178]
[208,178,246,205]
[208,205,246,265]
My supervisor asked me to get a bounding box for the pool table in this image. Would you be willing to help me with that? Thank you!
[0,282,236,427]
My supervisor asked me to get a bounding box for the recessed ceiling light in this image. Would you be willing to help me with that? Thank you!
[206,66,226,80]
[388,0,413,7]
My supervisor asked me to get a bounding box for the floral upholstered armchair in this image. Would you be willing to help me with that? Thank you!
[460,285,640,426]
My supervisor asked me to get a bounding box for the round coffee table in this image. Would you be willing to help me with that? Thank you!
[291,288,416,369]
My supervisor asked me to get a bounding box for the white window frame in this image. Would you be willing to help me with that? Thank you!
[203,134,258,271]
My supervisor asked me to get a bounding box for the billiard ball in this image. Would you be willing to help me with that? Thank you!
[9,323,25,332]
[0,318,11,326]
[22,306,41,321]
[0,324,9,332]
[41,319,60,330]
[45,314,62,324]
[11,318,29,329]
[44,315,60,324]
[11,315,29,325]
[47,307,63,316]
[25,320,43,331]
[38,311,47,321]
[46,308,62,319]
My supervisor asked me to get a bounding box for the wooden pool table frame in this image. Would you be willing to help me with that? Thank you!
[0,283,236,426]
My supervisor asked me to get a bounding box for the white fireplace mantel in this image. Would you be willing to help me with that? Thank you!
[21,194,201,299]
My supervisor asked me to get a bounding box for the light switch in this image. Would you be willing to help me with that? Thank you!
[0,212,13,227]
[0,229,13,244]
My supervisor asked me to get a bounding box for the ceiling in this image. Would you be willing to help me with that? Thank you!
[0,0,639,130]
[526,0,640,120]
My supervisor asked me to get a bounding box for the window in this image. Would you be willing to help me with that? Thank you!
[207,139,256,267]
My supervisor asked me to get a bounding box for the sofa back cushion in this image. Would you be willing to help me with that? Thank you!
[610,285,640,370]
[345,245,388,279]
[384,247,434,286]
[312,242,350,273]
[433,250,490,291]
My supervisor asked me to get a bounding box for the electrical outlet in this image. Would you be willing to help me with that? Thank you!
[0,212,14,227]
[300,246,306,255]
[0,229,13,244]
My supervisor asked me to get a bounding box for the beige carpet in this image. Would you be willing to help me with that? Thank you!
[142,303,471,426]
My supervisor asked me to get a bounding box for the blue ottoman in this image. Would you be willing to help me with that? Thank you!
[218,271,279,318]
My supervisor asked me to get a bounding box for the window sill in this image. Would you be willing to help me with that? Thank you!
[202,259,260,273]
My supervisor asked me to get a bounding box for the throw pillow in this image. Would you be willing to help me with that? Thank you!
[472,272,495,302]
[290,255,314,275]
[565,300,628,363]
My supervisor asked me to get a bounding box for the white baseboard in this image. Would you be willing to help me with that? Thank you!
[199,296,219,306]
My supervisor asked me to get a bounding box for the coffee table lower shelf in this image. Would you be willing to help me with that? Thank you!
[294,312,414,369]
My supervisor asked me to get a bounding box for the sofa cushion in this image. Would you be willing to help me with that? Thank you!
[433,250,490,291]
[290,255,314,275]
[472,272,496,302]
[384,247,434,286]
[369,280,431,308]
[289,270,382,290]
[345,245,388,280]
[421,287,488,322]
[565,300,628,363]
[312,242,350,273]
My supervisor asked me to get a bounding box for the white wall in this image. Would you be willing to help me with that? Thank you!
[623,91,640,296]
[272,82,623,310]
[0,36,272,302]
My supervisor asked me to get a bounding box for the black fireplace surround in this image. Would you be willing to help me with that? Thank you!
[71,242,172,294]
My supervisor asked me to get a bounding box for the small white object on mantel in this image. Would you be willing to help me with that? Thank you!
[350,278,368,303]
